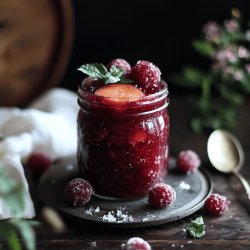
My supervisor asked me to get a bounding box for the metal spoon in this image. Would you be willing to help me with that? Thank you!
[207,129,250,199]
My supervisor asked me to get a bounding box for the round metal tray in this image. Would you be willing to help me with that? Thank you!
[39,157,213,228]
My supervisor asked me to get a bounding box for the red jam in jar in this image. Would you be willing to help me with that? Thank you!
[77,62,169,199]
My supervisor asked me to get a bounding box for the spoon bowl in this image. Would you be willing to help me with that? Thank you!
[207,129,250,199]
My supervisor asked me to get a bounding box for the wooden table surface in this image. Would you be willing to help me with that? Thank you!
[7,93,250,249]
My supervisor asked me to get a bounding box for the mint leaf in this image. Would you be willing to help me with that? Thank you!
[78,63,108,79]
[10,219,40,250]
[109,65,124,78]
[186,216,206,239]
[77,63,132,84]
[0,167,25,216]
[0,222,22,250]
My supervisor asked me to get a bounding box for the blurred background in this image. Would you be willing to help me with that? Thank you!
[62,0,250,93]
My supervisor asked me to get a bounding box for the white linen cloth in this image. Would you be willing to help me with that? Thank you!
[0,88,78,219]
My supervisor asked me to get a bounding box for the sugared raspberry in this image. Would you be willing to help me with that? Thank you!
[177,150,201,173]
[107,58,131,73]
[205,193,231,215]
[148,183,176,208]
[64,178,94,206]
[26,152,52,175]
[122,237,151,250]
[130,61,161,89]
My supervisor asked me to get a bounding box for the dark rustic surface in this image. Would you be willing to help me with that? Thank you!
[4,93,250,249]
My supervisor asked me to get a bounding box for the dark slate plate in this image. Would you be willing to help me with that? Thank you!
[39,157,213,228]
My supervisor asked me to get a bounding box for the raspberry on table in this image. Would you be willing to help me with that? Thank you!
[130,60,161,90]
[26,152,52,175]
[205,193,231,215]
[64,178,94,206]
[148,183,176,208]
[121,237,151,250]
[177,150,201,173]
[107,58,131,73]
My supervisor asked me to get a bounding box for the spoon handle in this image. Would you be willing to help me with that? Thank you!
[233,171,250,199]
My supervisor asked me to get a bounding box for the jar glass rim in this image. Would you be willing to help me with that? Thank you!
[78,79,169,104]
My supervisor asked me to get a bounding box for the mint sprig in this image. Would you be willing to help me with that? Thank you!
[77,63,132,84]
[0,167,40,250]
[186,216,206,239]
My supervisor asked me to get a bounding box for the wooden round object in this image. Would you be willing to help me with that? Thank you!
[0,0,74,107]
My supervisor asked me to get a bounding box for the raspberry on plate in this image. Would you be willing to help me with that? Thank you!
[148,183,176,208]
[121,237,151,250]
[64,178,94,206]
[205,193,231,215]
[107,58,131,73]
[177,150,201,173]
[26,152,52,175]
[131,60,161,90]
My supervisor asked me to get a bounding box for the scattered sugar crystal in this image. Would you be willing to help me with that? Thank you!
[142,213,157,222]
[101,209,134,223]
[102,212,117,222]
[180,244,184,248]
[95,207,100,213]
[179,181,190,190]
[88,241,97,247]
[84,206,95,215]
[84,206,134,223]
[171,243,176,247]
[120,243,126,249]
[182,228,186,232]
[187,241,192,244]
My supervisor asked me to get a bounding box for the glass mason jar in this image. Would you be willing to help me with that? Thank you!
[77,78,169,199]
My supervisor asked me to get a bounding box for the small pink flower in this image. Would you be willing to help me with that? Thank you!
[203,21,220,42]
[223,66,233,75]
[224,19,239,32]
[215,48,238,63]
[234,70,243,81]
[238,46,250,59]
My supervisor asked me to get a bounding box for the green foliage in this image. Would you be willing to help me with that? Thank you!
[0,166,39,250]
[0,168,24,217]
[192,40,215,57]
[78,63,132,84]
[186,216,206,239]
[171,10,250,133]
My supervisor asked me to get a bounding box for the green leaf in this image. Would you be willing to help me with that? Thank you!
[77,63,132,84]
[10,219,40,250]
[220,85,244,106]
[119,76,133,84]
[77,63,108,79]
[190,117,203,134]
[183,67,204,86]
[6,228,22,250]
[186,216,206,239]
[170,67,204,88]
[0,223,22,250]
[109,65,124,78]
[192,40,215,57]
[0,168,25,216]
